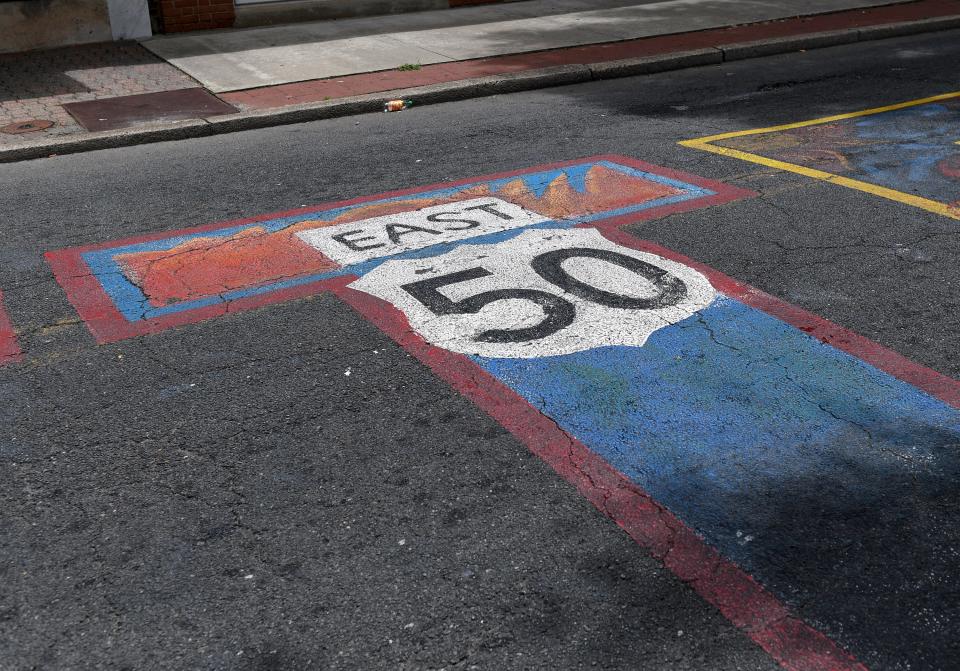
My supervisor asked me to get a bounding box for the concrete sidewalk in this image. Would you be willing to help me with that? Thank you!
[2,0,959,160]
[143,0,908,92]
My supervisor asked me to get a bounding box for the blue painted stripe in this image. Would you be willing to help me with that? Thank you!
[471,295,960,667]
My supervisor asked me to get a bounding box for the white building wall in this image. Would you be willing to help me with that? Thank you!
[107,0,152,40]
[0,0,151,54]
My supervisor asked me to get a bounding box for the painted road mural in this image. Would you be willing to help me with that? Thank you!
[47,158,736,343]
[0,289,21,365]
[682,91,960,220]
[47,156,960,671]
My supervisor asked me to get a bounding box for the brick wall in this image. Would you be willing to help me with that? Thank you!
[155,0,235,33]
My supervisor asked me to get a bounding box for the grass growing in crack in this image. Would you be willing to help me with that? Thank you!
[397,63,422,71]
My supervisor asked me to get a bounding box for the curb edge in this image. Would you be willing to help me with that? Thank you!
[3,15,958,163]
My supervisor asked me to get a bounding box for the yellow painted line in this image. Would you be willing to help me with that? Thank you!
[680,91,960,220]
[690,91,960,143]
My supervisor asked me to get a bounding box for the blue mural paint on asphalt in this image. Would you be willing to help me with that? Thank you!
[851,102,960,202]
[472,295,960,667]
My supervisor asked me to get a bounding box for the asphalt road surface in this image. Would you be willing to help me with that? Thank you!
[1,30,959,671]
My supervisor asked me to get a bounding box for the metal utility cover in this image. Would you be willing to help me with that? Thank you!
[63,88,235,132]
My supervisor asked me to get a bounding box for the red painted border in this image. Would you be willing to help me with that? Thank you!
[0,290,22,366]
[334,281,870,671]
[45,154,754,344]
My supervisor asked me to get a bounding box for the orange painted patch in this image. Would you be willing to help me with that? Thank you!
[118,228,337,308]
[117,164,680,308]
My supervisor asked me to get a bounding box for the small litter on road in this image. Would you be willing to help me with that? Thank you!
[384,99,413,112]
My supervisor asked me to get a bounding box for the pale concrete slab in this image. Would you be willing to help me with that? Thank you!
[158,34,448,92]
[144,0,908,92]
[390,14,629,61]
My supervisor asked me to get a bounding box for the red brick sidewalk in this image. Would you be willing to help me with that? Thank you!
[220,0,960,111]
[0,42,198,146]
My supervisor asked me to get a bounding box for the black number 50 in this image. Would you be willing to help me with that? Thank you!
[400,247,689,344]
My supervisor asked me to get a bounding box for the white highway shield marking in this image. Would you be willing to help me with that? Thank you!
[350,229,715,358]
[297,197,549,265]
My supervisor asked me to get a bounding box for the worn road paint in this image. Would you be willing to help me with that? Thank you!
[341,219,960,671]
[680,91,960,219]
[353,228,716,358]
[50,155,957,669]
[0,290,21,365]
[296,197,550,265]
[46,156,745,344]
